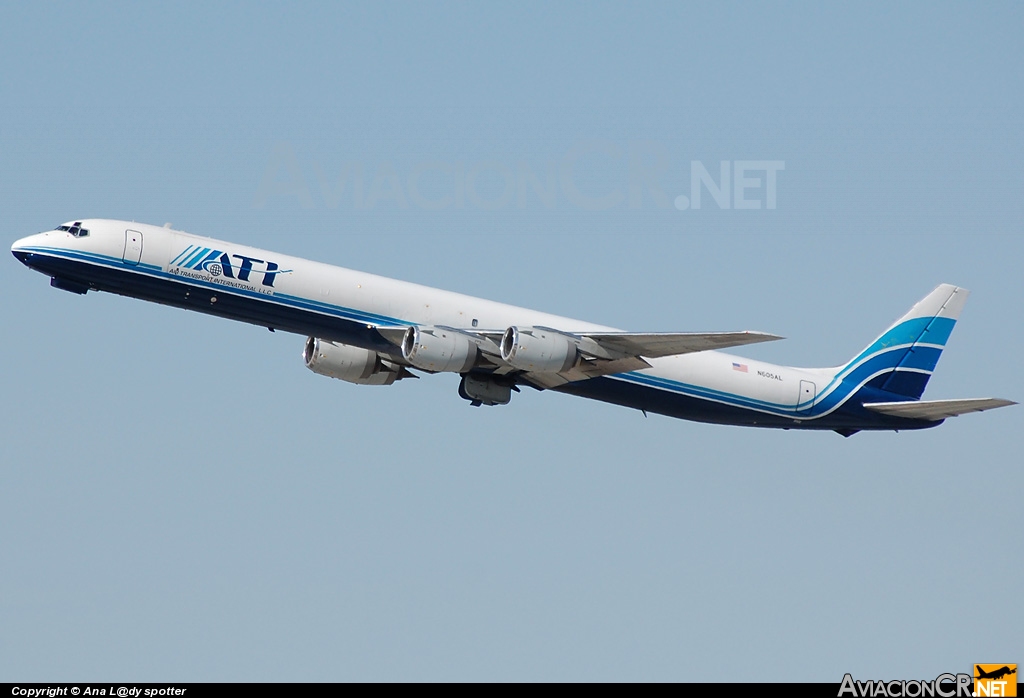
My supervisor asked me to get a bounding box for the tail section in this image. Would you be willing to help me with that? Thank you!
[837,284,968,400]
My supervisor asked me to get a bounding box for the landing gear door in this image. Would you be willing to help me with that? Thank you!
[797,380,816,413]
[123,229,143,265]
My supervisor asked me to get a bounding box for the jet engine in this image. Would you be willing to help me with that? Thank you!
[303,337,405,385]
[401,326,477,372]
[500,326,578,372]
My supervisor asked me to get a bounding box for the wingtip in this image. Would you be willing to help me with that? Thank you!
[750,332,785,342]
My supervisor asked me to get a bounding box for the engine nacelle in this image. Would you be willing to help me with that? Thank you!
[500,326,578,372]
[401,326,477,373]
[303,337,403,386]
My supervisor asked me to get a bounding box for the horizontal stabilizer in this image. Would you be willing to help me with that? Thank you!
[863,398,1016,421]
[571,330,783,359]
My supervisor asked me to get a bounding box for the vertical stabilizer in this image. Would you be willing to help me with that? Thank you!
[837,284,968,400]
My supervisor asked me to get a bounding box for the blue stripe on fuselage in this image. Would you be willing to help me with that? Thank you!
[613,342,946,420]
[18,245,406,328]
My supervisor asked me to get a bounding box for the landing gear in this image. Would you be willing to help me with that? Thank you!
[50,276,90,294]
[458,374,518,406]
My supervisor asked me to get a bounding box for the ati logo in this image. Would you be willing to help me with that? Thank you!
[170,245,291,287]
[975,665,1017,697]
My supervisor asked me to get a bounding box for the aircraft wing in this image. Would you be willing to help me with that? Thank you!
[374,324,783,387]
[569,330,783,359]
[515,329,784,388]
[375,326,781,359]
[863,398,1016,421]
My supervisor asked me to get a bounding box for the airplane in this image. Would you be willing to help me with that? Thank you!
[11,219,1015,436]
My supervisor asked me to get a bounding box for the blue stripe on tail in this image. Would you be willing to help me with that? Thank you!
[841,316,956,400]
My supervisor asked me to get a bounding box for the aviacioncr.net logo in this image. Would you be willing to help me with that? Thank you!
[839,673,973,698]
[974,665,1017,697]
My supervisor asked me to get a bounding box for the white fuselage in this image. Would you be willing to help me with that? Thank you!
[12,219,914,432]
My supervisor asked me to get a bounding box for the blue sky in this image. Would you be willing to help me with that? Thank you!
[1,1,1021,681]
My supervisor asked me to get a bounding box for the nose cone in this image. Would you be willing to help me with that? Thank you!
[12,236,33,264]
[12,232,51,265]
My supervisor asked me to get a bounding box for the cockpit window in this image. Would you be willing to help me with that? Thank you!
[57,223,89,238]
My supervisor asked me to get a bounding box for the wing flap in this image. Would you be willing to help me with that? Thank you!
[863,398,1016,421]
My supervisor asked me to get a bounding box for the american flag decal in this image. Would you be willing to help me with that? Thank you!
[732,362,748,373]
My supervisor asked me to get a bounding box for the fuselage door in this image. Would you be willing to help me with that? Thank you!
[123,229,143,265]
[797,380,816,413]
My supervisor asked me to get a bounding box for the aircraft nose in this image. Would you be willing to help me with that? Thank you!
[11,232,49,264]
